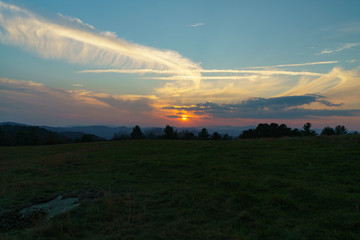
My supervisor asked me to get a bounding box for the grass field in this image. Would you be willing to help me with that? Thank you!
[0,136,359,239]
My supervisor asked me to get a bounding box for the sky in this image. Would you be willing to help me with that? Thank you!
[1,0,360,129]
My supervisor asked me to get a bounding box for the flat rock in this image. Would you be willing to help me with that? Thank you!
[0,194,80,231]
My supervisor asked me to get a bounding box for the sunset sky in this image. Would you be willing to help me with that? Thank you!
[1,0,360,129]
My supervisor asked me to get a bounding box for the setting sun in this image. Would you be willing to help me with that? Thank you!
[181,115,188,121]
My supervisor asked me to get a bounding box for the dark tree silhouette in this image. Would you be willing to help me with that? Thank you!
[198,128,209,140]
[240,123,293,139]
[163,125,178,139]
[278,124,292,137]
[291,128,301,137]
[240,128,256,139]
[335,125,348,135]
[256,124,271,138]
[211,132,221,140]
[321,126,335,136]
[301,122,317,136]
[130,125,145,139]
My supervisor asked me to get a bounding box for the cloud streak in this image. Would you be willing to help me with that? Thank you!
[80,68,324,80]
[188,22,204,27]
[0,1,202,85]
[318,43,360,55]
[242,61,339,69]
[81,68,323,76]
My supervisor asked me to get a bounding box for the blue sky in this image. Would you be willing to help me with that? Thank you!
[1,0,360,129]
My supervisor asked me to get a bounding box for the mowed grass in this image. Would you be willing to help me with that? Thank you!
[0,136,359,239]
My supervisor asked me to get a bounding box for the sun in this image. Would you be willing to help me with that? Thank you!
[181,115,188,121]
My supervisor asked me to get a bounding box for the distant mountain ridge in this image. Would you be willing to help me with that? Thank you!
[42,125,131,140]
[0,123,72,146]
[0,123,104,144]
[0,122,30,127]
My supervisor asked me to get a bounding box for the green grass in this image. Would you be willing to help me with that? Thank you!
[0,136,360,239]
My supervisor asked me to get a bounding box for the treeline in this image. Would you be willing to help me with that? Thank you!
[113,125,232,141]
[112,122,357,140]
[1,123,357,146]
[113,125,233,140]
[239,122,353,139]
[0,124,102,146]
[113,123,357,141]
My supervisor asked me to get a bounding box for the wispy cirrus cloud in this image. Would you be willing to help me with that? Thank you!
[242,61,339,69]
[57,13,95,30]
[198,69,323,76]
[318,43,360,55]
[188,22,204,27]
[0,1,202,86]
[79,69,181,75]
[346,59,357,63]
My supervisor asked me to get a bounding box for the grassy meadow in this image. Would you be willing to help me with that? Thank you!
[0,136,359,239]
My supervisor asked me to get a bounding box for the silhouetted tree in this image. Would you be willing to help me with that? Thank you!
[163,125,178,139]
[240,123,293,139]
[256,123,271,138]
[290,128,301,137]
[130,125,145,139]
[269,123,280,137]
[301,122,317,136]
[278,124,292,137]
[321,126,335,136]
[198,128,209,140]
[211,132,221,140]
[240,129,256,139]
[335,125,348,135]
